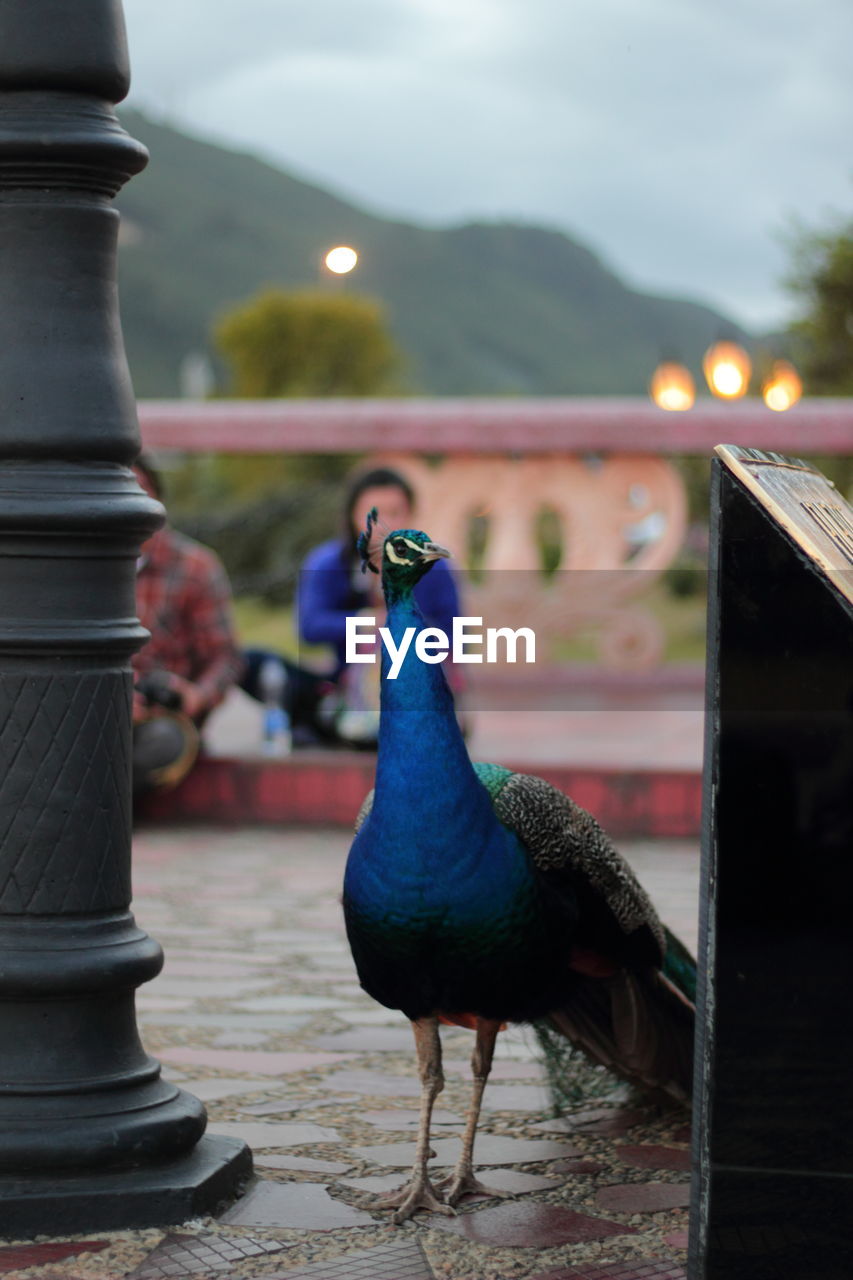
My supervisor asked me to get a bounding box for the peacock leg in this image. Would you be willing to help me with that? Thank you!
[376,1015,455,1223]
[440,1016,513,1205]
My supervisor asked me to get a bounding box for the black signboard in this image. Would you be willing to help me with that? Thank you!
[691,446,853,1278]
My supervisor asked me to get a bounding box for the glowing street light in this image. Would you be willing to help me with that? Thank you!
[648,342,803,412]
[650,360,695,411]
[762,359,802,412]
[324,245,359,275]
[703,339,752,400]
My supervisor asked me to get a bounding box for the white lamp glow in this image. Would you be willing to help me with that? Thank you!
[324,245,359,275]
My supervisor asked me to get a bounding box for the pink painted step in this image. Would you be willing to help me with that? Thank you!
[137,754,701,838]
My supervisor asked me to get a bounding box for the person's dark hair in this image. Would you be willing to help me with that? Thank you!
[134,452,163,500]
[343,467,415,550]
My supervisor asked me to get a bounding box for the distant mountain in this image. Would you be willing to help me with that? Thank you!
[116,111,750,398]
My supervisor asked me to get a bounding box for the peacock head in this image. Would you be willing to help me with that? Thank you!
[357,507,450,601]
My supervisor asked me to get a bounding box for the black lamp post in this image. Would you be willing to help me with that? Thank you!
[0,0,250,1234]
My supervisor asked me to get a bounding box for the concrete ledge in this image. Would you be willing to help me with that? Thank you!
[136,755,701,838]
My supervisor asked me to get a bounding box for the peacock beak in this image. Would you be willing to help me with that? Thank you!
[420,542,451,562]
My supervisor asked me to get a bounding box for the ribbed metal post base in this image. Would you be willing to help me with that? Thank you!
[0,1137,253,1238]
[0,2,251,1232]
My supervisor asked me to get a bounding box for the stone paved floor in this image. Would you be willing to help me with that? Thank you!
[2,827,700,1280]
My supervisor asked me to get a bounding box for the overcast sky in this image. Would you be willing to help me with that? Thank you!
[122,0,853,332]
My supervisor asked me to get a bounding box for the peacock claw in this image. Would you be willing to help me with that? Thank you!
[376,1174,457,1224]
[438,1170,514,1207]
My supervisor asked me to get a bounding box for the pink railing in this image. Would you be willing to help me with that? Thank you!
[138,396,853,455]
[138,398,853,668]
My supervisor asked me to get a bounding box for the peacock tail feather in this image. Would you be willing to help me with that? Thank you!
[531,1017,620,1114]
[662,924,698,1005]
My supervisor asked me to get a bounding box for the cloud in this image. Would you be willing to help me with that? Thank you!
[123,0,426,106]
[122,0,853,329]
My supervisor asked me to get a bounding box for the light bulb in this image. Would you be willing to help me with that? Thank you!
[650,361,695,411]
[762,360,802,412]
[324,246,358,275]
[703,340,752,400]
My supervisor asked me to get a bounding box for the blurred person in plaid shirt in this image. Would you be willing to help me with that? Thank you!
[132,456,243,793]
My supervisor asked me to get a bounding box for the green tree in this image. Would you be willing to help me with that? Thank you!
[778,215,853,506]
[786,216,853,394]
[214,288,403,397]
[162,289,406,604]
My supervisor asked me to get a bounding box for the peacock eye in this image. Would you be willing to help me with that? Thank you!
[392,540,408,556]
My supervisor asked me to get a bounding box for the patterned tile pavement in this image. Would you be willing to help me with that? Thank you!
[124,1232,291,1278]
[0,826,699,1280]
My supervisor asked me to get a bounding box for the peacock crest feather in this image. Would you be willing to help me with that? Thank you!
[356,505,380,575]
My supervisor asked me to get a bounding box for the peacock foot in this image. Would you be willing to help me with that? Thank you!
[376,1171,457,1224]
[438,1168,514,1207]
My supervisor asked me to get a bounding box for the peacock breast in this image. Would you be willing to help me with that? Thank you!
[343,828,569,1023]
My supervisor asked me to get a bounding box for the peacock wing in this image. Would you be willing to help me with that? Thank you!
[473,765,695,1104]
[475,764,667,962]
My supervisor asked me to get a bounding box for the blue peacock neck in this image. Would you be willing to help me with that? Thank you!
[372,588,486,834]
[351,572,534,925]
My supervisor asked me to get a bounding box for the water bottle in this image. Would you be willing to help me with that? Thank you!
[258,657,292,756]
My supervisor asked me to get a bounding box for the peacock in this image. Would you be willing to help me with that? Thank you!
[343,511,696,1223]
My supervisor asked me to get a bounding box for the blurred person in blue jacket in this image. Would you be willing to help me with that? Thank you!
[242,466,463,748]
[299,466,460,673]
